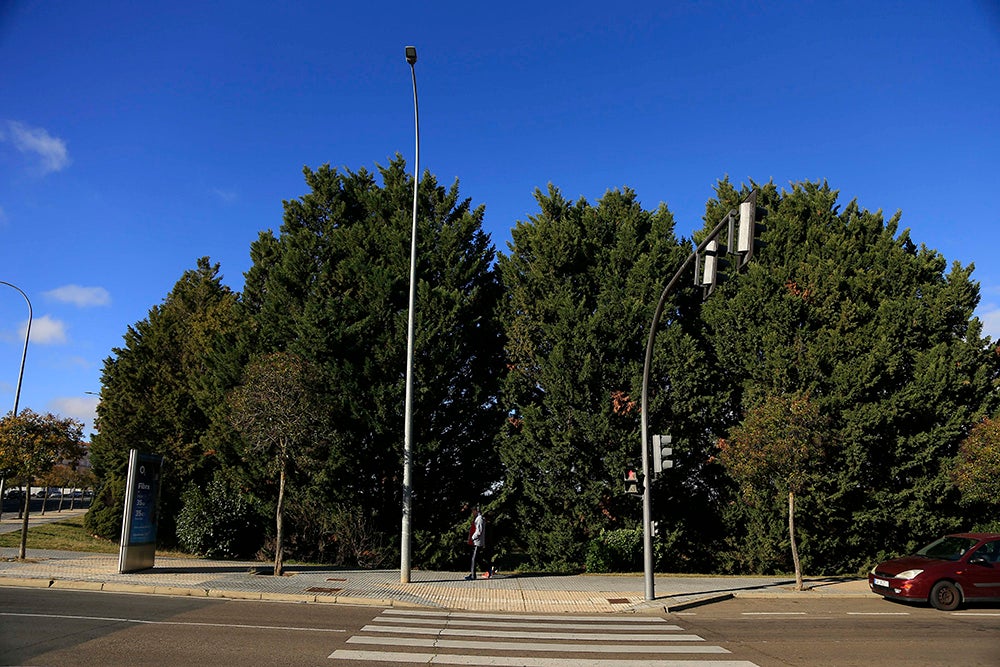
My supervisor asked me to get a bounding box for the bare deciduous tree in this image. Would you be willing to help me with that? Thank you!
[227,352,322,575]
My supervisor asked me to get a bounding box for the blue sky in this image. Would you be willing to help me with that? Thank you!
[1,0,998,437]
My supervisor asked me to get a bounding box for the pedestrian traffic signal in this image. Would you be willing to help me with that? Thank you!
[652,434,673,474]
[624,469,643,496]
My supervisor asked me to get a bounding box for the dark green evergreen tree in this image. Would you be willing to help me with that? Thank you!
[86,258,241,544]
[496,185,706,570]
[702,180,1000,573]
[237,156,504,568]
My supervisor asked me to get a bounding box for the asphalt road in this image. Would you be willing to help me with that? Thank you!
[2,588,998,666]
[675,597,1000,667]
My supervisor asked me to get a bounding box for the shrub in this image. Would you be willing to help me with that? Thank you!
[83,476,126,541]
[176,477,265,559]
[585,528,642,572]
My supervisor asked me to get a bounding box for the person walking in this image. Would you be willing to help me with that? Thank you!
[465,507,486,580]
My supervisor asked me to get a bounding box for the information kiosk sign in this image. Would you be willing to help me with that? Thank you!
[118,449,163,573]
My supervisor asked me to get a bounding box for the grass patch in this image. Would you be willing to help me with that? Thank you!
[0,513,193,558]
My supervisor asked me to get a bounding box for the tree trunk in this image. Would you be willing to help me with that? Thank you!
[274,461,286,576]
[18,479,31,559]
[789,490,803,591]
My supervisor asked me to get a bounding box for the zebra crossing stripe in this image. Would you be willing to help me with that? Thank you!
[361,624,704,641]
[372,616,684,631]
[330,650,759,666]
[382,610,673,623]
[347,636,731,654]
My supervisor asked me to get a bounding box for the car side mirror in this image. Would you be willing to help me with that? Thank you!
[969,556,991,567]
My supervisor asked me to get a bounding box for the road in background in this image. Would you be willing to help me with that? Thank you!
[0,500,90,534]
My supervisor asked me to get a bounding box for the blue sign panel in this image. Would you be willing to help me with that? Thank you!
[128,453,161,544]
[118,449,163,573]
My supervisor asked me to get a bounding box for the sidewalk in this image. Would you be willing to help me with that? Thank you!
[0,510,871,614]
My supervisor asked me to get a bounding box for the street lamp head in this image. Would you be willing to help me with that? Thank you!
[405,45,417,65]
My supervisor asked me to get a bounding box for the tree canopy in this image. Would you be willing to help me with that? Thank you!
[0,408,85,557]
[951,416,1000,524]
[84,167,1000,576]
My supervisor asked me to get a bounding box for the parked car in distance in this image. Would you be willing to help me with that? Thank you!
[3,489,25,500]
[869,533,1000,610]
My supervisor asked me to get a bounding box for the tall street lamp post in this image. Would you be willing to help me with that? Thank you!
[0,281,31,417]
[400,44,419,584]
[0,280,32,522]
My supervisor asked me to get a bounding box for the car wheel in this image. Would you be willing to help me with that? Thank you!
[929,580,962,611]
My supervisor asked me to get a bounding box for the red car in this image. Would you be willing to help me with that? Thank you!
[869,532,1000,610]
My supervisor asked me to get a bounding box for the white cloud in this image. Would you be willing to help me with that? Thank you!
[28,314,68,345]
[44,285,111,307]
[213,188,238,203]
[50,395,99,432]
[979,304,1000,342]
[2,120,70,174]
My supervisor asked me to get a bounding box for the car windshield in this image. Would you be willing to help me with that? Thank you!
[914,536,978,561]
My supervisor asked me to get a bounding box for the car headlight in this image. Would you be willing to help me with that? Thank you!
[894,569,924,580]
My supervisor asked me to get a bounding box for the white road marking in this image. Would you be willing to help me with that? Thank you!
[952,612,1000,617]
[372,616,682,631]
[1,611,345,632]
[740,612,807,616]
[348,636,730,653]
[330,609,759,666]
[383,610,671,623]
[330,650,759,666]
[361,625,703,641]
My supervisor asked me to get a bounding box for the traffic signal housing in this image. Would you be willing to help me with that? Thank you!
[737,193,766,267]
[651,434,673,474]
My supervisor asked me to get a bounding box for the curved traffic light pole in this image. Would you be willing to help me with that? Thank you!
[639,192,756,601]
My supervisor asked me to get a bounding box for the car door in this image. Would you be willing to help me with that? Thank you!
[960,539,1000,601]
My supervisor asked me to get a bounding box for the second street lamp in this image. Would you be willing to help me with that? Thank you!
[0,280,31,418]
[0,280,32,535]
[400,44,419,584]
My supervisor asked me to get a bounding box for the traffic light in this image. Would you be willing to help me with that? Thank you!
[700,239,721,286]
[700,237,732,299]
[737,193,766,267]
[652,434,673,474]
[624,469,643,496]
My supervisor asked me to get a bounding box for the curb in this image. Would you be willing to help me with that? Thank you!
[664,593,735,613]
[733,589,871,599]
[0,576,435,609]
